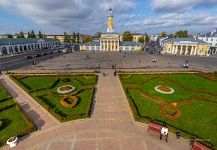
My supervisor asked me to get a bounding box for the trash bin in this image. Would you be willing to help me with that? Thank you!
[175,132,181,139]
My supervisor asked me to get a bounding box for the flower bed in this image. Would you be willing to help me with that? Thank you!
[60,95,78,108]
[57,85,75,94]
[160,104,181,120]
[155,85,174,94]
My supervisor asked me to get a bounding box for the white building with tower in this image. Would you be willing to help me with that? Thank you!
[80,8,144,51]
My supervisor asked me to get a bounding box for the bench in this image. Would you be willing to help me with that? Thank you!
[148,123,163,133]
[192,141,211,150]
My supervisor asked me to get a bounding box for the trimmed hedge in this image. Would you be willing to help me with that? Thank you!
[119,74,215,149]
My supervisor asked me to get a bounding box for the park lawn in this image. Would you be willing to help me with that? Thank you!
[0,85,10,100]
[10,74,97,122]
[120,73,217,148]
[0,84,36,147]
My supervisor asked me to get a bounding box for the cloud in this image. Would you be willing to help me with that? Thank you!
[151,0,217,12]
[125,12,217,34]
[0,0,135,33]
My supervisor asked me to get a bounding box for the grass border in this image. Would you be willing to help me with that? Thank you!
[118,72,215,149]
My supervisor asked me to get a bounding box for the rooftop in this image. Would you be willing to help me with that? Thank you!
[0,38,57,46]
[165,38,208,44]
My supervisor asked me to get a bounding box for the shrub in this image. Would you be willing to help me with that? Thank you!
[0,120,3,130]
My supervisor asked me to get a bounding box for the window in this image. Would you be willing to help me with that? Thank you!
[211,38,213,41]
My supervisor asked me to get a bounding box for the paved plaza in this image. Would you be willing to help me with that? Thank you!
[19,51,217,72]
[1,52,216,150]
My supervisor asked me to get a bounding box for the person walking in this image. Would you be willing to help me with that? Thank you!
[160,125,168,142]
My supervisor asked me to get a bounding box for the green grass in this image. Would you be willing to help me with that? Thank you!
[120,73,217,148]
[0,84,36,147]
[10,74,97,122]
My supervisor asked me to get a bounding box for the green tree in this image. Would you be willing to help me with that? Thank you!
[72,32,76,43]
[168,34,174,38]
[31,30,36,38]
[144,33,150,43]
[54,36,59,41]
[17,31,25,38]
[161,31,167,37]
[82,35,93,43]
[95,32,102,38]
[63,32,71,42]
[6,34,13,38]
[77,32,80,44]
[138,36,144,43]
[175,30,188,38]
[27,32,31,38]
[38,31,43,38]
[122,31,133,41]
[42,34,47,38]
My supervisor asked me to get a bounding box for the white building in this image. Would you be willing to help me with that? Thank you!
[80,8,144,52]
[0,38,60,56]
[198,28,217,55]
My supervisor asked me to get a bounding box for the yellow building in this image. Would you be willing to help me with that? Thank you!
[46,35,64,42]
[120,34,144,42]
[163,38,209,56]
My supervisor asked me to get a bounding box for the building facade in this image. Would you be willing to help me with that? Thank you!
[163,38,209,56]
[80,8,144,51]
[197,28,217,55]
[0,38,60,56]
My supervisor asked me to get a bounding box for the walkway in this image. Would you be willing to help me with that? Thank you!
[1,70,189,150]
[0,75,59,130]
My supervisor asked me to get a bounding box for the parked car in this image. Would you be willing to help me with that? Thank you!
[43,53,48,56]
[35,53,41,57]
[26,56,32,59]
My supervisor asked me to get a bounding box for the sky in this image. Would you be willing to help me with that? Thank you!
[0,0,217,35]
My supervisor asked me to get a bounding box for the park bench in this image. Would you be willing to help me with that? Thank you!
[148,123,163,133]
[192,141,211,150]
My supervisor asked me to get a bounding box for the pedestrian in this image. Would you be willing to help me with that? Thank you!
[160,125,168,142]
[139,59,141,63]
[114,70,117,76]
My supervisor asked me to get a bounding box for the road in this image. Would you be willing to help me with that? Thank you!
[0,49,68,71]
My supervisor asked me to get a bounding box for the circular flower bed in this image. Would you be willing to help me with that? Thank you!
[60,95,78,108]
[160,104,181,120]
[155,85,174,94]
[57,85,75,94]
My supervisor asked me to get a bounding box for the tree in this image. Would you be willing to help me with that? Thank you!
[72,32,76,43]
[17,31,25,38]
[161,32,167,37]
[138,36,144,43]
[77,32,80,44]
[27,32,31,38]
[31,30,36,38]
[38,31,43,38]
[6,34,13,38]
[175,30,188,38]
[95,32,102,38]
[144,33,150,43]
[168,34,174,38]
[63,32,71,43]
[82,35,93,43]
[54,36,59,41]
[122,31,133,41]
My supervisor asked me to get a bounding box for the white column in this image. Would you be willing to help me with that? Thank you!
[185,45,188,55]
[175,45,178,54]
[180,45,183,55]
[194,46,197,55]
[190,46,194,55]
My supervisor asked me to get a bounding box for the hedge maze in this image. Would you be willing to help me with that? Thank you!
[10,74,98,122]
[119,72,217,148]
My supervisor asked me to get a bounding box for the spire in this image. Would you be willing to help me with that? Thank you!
[107,8,114,33]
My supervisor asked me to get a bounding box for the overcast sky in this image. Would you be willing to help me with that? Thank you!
[0,0,217,35]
